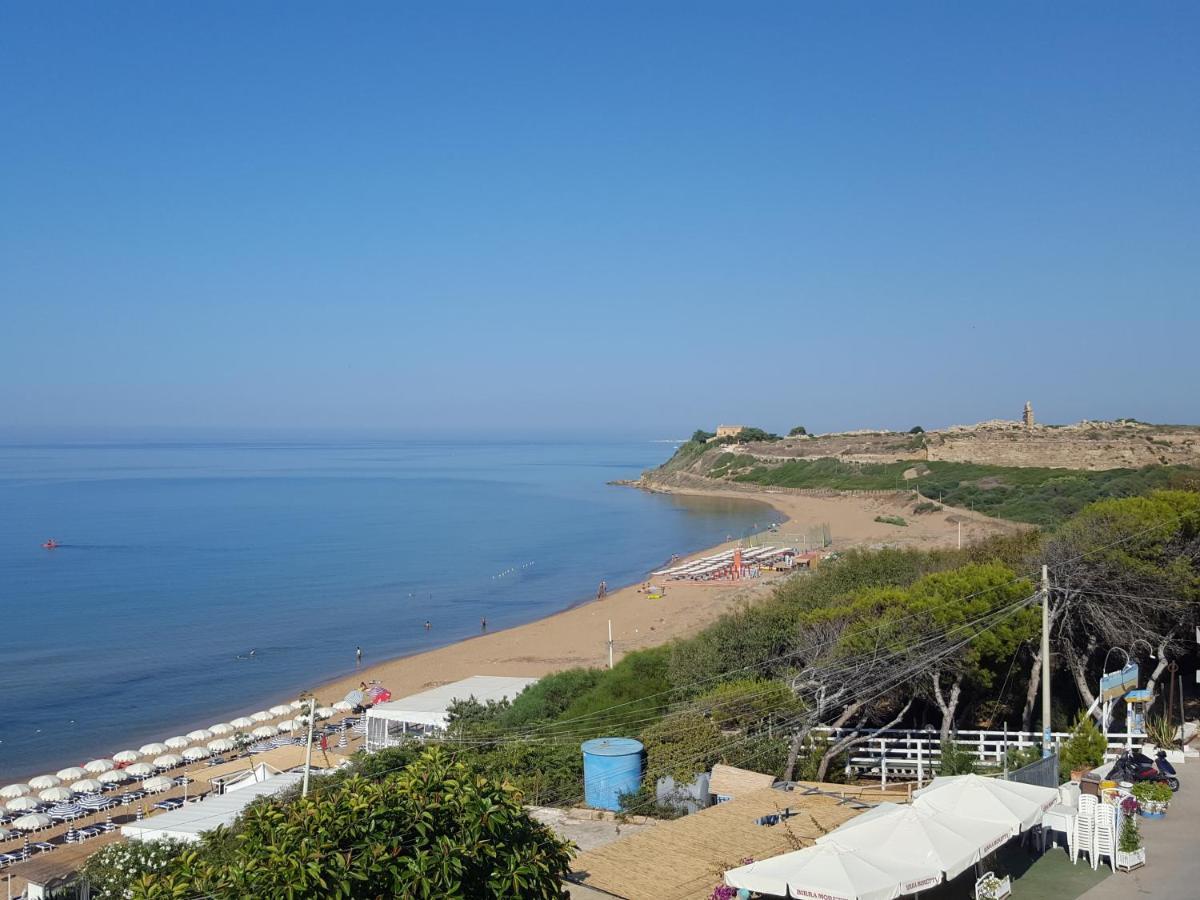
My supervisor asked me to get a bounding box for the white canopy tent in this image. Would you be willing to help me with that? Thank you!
[365,675,539,751]
[725,843,941,900]
[123,773,303,843]
[817,802,1010,880]
[913,774,1058,836]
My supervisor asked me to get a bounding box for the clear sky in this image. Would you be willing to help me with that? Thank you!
[2,2,1196,438]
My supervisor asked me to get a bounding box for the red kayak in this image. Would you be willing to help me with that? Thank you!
[43,539,58,550]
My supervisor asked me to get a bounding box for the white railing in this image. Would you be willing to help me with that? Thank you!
[811,726,1143,786]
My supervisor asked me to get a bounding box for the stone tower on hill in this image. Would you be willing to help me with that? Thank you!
[1023,401,1034,429]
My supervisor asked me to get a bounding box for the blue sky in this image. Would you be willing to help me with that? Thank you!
[2,2,1196,437]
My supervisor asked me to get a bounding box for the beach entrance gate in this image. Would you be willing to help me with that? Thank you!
[364,675,539,751]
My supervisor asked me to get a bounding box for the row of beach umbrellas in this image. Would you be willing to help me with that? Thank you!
[725,774,1060,900]
[2,701,343,803]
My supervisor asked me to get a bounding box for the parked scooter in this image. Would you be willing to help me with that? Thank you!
[1109,748,1180,792]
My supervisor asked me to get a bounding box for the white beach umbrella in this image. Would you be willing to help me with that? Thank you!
[819,803,1010,880]
[725,843,941,900]
[0,783,30,799]
[269,704,293,717]
[142,776,174,793]
[0,828,10,840]
[153,754,183,769]
[230,716,255,728]
[39,786,74,802]
[207,738,235,753]
[6,796,40,812]
[164,736,190,749]
[85,758,116,773]
[331,700,353,712]
[28,775,61,790]
[209,722,234,735]
[276,719,296,732]
[250,711,273,722]
[139,742,168,756]
[13,813,52,831]
[187,729,214,742]
[98,768,130,784]
[251,725,277,739]
[56,766,87,781]
[182,746,210,761]
[289,699,305,710]
[112,750,140,764]
[71,778,103,794]
[314,706,335,720]
[913,774,1058,836]
[125,762,155,778]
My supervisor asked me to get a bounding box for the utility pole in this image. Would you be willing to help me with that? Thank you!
[607,620,614,670]
[957,521,962,550]
[302,695,316,797]
[1041,565,1052,758]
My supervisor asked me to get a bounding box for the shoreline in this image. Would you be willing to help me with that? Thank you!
[5,481,1018,782]
[4,490,788,783]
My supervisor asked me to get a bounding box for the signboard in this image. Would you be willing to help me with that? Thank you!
[1099,663,1138,702]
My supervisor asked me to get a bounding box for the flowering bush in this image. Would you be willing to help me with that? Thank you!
[78,839,188,899]
[710,859,753,899]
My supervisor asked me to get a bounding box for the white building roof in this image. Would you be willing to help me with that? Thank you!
[121,772,303,843]
[366,675,540,728]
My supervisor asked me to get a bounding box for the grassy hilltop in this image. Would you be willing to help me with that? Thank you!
[652,424,1200,526]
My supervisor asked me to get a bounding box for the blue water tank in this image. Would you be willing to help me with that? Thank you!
[581,737,644,811]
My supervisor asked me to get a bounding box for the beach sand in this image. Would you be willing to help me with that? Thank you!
[310,487,1018,706]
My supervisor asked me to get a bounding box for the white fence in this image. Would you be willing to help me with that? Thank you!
[812,726,1143,787]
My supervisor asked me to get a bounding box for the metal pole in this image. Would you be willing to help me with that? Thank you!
[607,620,614,670]
[302,696,316,797]
[957,521,962,550]
[1167,660,1178,728]
[1003,722,1009,777]
[1041,565,1052,758]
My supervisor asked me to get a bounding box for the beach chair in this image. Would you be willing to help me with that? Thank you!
[33,842,54,853]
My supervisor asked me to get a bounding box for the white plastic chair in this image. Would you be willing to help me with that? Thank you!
[1092,804,1116,873]
[1072,794,1096,866]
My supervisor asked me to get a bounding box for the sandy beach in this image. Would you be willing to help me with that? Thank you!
[309,486,1018,707]
[4,487,1016,784]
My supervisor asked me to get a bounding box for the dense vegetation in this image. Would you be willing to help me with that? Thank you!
[85,749,573,900]
[725,457,1197,525]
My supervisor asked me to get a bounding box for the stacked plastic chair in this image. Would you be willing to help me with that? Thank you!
[1092,803,1117,873]
[1071,793,1096,867]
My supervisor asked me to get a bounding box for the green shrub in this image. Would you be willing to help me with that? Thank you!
[694,678,802,731]
[937,740,978,775]
[874,515,908,527]
[912,501,943,514]
[641,712,725,783]
[1059,711,1108,782]
[788,426,808,436]
[1118,807,1142,852]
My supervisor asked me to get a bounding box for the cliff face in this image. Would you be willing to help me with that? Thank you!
[662,420,1200,473]
[925,423,1200,470]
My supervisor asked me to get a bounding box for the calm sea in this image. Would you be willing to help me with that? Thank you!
[0,438,772,778]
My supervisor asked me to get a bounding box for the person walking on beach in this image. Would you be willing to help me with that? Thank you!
[356,645,362,667]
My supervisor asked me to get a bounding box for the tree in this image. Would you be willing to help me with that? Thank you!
[695,678,802,732]
[909,426,925,434]
[691,429,715,443]
[788,426,808,437]
[1035,491,1200,725]
[130,748,574,899]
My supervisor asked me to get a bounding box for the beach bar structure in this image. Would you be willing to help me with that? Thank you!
[365,675,539,751]
[650,545,797,582]
[121,773,303,843]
